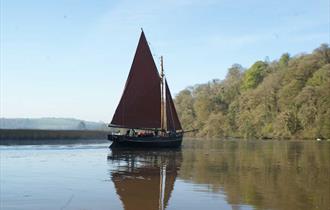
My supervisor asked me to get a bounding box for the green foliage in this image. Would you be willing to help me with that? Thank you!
[313,43,330,64]
[204,112,230,138]
[306,64,330,86]
[175,44,330,139]
[317,108,330,138]
[241,61,268,90]
[279,53,290,67]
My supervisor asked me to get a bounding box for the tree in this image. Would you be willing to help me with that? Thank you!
[279,53,290,67]
[313,43,330,64]
[174,44,330,139]
[241,61,268,90]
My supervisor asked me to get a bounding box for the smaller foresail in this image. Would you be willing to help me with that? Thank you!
[165,80,182,131]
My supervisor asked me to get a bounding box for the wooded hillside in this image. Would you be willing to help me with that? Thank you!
[175,44,330,139]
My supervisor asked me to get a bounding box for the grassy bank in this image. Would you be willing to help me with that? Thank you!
[0,129,109,145]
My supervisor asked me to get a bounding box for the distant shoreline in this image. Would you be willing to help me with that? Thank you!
[0,129,109,145]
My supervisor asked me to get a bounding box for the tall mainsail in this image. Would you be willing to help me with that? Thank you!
[110,31,182,131]
[111,31,161,129]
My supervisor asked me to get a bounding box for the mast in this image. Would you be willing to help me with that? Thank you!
[160,56,165,131]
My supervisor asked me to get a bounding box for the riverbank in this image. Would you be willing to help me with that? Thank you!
[0,129,109,145]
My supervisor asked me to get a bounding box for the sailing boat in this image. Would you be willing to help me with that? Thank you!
[108,30,183,148]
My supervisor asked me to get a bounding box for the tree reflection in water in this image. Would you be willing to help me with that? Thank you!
[180,139,330,210]
[107,140,330,210]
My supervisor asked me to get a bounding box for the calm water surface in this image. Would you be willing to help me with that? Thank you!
[1,139,329,210]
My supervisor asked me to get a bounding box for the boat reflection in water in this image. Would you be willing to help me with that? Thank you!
[107,148,182,210]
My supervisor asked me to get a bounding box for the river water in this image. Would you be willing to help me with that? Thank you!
[1,139,329,210]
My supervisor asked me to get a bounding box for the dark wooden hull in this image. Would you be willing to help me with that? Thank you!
[108,134,183,148]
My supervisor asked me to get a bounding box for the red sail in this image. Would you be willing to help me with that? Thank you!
[165,80,182,131]
[111,31,161,128]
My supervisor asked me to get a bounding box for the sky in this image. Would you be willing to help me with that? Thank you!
[0,0,329,122]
